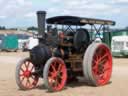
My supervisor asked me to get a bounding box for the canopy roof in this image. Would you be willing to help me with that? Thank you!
[46,16,115,26]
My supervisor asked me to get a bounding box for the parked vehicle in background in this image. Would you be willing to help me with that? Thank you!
[111,35,128,57]
[16,34,30,51]
[1,34,18,52]
[0,34,5,51]
[27,37,39,50]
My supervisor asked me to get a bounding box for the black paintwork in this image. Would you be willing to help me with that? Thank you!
[47,16,115,26]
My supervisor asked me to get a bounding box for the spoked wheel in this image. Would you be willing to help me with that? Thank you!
[83,43,112,86]
[43,57,67,92]
[15,57,39,90]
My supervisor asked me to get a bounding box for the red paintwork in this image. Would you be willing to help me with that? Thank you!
[48,58,67,91]
[92,44,112,85]
[19,61,39,89]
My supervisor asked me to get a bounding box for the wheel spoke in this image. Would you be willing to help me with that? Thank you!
[21,77,25,83]
[51,64,56,72]
[100,59,107,65]
[103,60,111,71]
[26,62,30,70]
[55,78,59,87]
[24,61,28,68]
[25,80,28,87]
[27,78,31,86]
[61,66,66,72]
[92,66,98,74]
[60,73,65,80]
[59,75,63,80]
[32,80,37,86]
[31,75,36,80]
[25,78,31,87]
[20,73,24,77]
[104,66,111,72]
[49,74,55,79]
[99,74,105,81]
[95,55,99,61]
[50,71,56,77]
[58,64,62,71]
[20,67,25,72]
[93,59,98,64]
[31,76,38,86]
[30,66,34,72]
[100,54,108,61]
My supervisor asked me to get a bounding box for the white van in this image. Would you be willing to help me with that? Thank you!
[111,35,128,57]
[27,37,39,50]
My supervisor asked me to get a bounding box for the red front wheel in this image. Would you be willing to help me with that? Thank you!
[15,57,39,90]
[43,57,67,92]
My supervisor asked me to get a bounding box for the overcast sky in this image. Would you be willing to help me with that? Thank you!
[0,0,128,28]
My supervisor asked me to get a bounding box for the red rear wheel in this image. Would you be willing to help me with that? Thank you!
[15,57,39,90]
[92,44,112,85]
[43,57,67,91]
[83,43,112,86]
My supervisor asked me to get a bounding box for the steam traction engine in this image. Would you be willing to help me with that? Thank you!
[15,11,115,92]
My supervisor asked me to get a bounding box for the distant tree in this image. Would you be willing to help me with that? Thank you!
[125,26,128,30]
[9,28,17,30]
[0,26,6,30]
[27,26,38,31]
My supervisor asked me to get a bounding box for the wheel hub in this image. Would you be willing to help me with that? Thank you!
[24,71,31,77]
[98,64,104,74]
[52,71,61,79]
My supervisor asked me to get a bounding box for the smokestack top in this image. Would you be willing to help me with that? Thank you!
[37,11,46,15]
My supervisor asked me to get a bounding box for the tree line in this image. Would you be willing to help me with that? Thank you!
[1,26,128,31]
[0,26,6,30]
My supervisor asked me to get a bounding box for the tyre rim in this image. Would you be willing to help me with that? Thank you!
[19,60,39,89]
[48,58,67,91]
[92,45,112,85]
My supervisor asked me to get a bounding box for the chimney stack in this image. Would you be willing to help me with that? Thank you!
[37,11,46,43]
